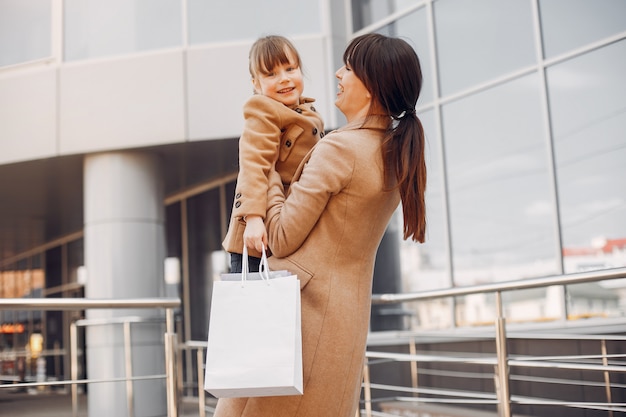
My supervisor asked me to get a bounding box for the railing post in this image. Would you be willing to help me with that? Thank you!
[197,347,206,417]
[409,337,419,396]
[70,321,78,417]
[494,291,511,417]
[176,323,184,407]
[362,362,372,417]
[165,307,179,417]
[601,339,614,417]
[123,321,134,417]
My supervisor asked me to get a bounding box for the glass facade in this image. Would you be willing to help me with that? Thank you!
[434,0,536,97]
[0,0,51,67]
[187,0,322,44]
[443,73,557,279]
[549,40,626,266]
[357,0,626,327]
[539,0,626,58]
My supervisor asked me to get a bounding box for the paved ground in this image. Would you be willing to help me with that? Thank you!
[0,388,215,417]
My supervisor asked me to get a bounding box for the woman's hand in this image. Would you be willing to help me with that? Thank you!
[243,215,268,253]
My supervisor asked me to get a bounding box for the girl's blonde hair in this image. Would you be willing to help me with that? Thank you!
[249,35,302,79]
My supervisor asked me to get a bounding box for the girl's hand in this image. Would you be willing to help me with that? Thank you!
[243,215,268,253]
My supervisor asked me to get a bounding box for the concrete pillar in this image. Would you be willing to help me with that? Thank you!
[83,152,166,417]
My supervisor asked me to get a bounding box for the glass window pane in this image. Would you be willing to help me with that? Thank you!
[434,0,536,96]
[64,0,182,61]
[539,0,626,58]
[549,40,626,274]
[0,0,51,67]
[566,282,621,321]
[352,0,424,32]
[377,7,433,105]
[188,0,321,44]
[443,73,559,285]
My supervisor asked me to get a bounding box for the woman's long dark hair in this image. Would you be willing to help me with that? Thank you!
[343,33,427,243]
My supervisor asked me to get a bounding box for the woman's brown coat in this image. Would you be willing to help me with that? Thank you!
[214,117,400,417]
[222,94,324,259]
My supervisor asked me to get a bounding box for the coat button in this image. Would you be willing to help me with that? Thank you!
[312,128,318,135]
[295,108,302,114]
[280,128,286,132]
[310,106,316,112]
[235,201,241,208]
[285,140,292,147]
[235,193,241,199]
[320,132,325,138]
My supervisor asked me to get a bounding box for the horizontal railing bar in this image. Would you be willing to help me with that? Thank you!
[370,393,626,411]
[367,411,404,417]
[416,368,497,380]
[0,348,65,359]
[367,383,498,400]
[75,316,165,326]
[368,329,626,344]
[0,297,180,310]
[0,374,166,389]
[512,397,626,408]
[507,332,626,341]
[509,358,626,372]
[510,373,626,390]
[512,353,626,362]
[366,395,498,404]
[181,340,208,348]
[366,350,497,365]
[372,267,626,304]
[366,350,626,372]
[366,349,626,374]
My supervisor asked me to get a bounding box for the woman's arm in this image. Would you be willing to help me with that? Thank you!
[265,134,355,257]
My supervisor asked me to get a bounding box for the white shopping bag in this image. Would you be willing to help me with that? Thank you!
[204,246,303,398]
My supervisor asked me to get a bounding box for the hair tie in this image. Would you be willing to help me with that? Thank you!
[393,108,416,120]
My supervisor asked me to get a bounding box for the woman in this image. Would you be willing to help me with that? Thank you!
[214,33,426,417]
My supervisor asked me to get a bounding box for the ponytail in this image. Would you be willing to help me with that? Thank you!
[383,113,427,243]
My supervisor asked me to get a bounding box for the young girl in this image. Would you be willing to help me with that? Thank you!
[222,35,324,273]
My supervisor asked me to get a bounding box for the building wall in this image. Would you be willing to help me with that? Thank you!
[0,39,333,164]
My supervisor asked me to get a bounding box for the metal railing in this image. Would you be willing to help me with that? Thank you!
[2,268,625,417]
[364,266,626,417]
[0,298,180,417]
[167,267,626,417]
[179,340,213,417]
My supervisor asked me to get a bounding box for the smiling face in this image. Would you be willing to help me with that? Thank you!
[335,63,372,123]
[252,50,304,107]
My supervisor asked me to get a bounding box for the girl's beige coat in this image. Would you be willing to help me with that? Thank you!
[222,94,324,259]
[214,117,400,417]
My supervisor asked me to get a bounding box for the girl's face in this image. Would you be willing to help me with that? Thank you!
[335,63,372,122]
[252,51,304,107]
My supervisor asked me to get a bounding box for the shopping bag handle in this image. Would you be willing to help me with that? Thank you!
[241,244,271,286]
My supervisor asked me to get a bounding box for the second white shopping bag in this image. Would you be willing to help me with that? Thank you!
[204,245,303,398]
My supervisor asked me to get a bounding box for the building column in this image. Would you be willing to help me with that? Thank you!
[83,151,166,417]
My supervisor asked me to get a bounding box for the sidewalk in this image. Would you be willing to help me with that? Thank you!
[0,388,213,417]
